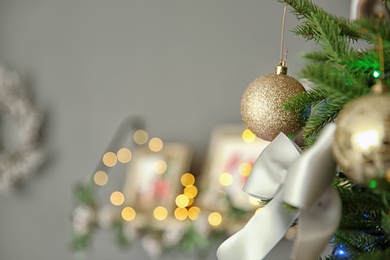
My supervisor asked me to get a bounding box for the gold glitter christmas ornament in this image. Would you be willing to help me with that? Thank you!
[240,62,306,141]
[350,0,390,20]
[332,83,390,190]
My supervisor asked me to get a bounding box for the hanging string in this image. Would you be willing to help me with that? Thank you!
[375,10,388,93]
[280,4,288,63]
[378,34,384,80]
[378,11,385,81]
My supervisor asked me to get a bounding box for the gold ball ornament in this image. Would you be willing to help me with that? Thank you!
[350,0,390,20]
[240,62,307,141]
[332,83,390,190]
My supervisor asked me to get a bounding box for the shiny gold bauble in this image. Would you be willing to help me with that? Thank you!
[350,0,390,20]
[332,91,390,189]
[240,64,306,141]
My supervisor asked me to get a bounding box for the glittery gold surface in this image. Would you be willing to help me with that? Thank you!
[240,73,306,141]
[333,93,390,188]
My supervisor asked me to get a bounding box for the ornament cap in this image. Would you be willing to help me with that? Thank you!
[275,61,288,75]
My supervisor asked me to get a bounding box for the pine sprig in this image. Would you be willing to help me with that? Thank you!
[278,0,363,42]
[303,51,331,62]
[355,16,390,44]
[357,248,390,260]
[308,14,350,62]
[333,229,384,258]
[302,99,341,143]
[282,87,328,114]
[300,63,369,100]
[342,48,382,74]
[278,0,322,20]
[336,184,385,232]
[382,211,390,239]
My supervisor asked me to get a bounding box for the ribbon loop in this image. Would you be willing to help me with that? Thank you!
[243,132,301,200]
[216,186,299,260]
[217,123,342,260]
[217,132,301,260]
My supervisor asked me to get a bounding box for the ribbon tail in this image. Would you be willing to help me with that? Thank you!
[282,123,340,259]
[284,123,337,209]
[291,187,342,260]
[217,187,299,260]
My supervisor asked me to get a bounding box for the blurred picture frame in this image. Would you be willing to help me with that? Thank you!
[199,124,270,212]
[122,143,192,218]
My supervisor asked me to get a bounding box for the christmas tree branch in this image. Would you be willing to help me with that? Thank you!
[279,0,364,42]
[282,87,328,114]
[302,100,341,145]
[300,63,369,99]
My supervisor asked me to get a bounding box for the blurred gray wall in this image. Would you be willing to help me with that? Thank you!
[0,1,350,259]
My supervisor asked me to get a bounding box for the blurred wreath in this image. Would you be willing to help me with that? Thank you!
[0,66,45,193]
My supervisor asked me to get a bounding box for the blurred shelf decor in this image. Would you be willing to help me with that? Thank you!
[198,125,270,234]
[0,66,45,194]
[71,117,269,258]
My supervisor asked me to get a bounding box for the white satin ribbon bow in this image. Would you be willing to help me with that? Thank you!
[217,123,341,260]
